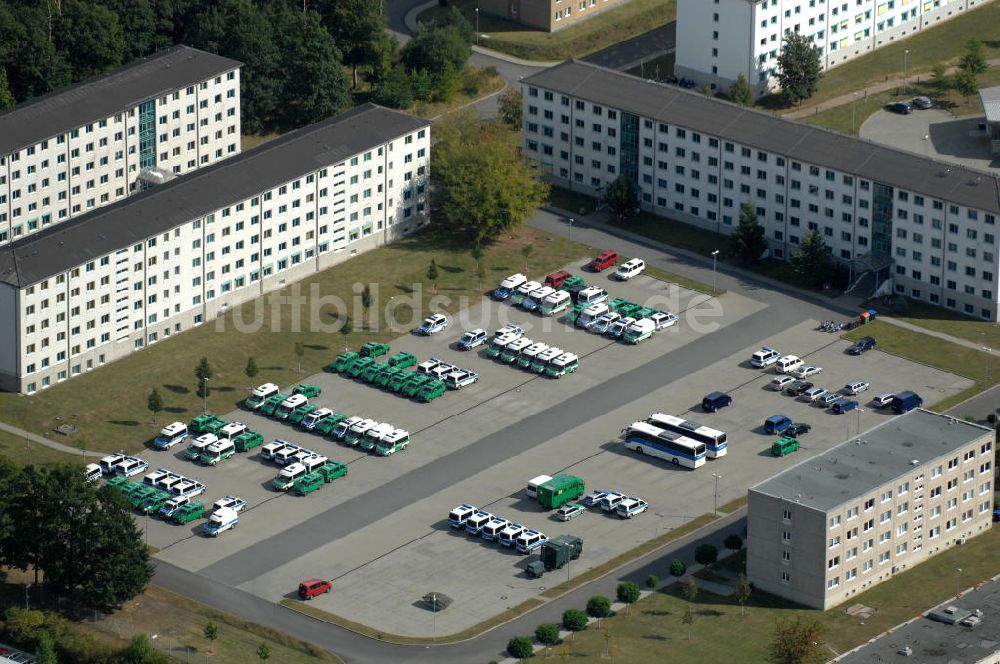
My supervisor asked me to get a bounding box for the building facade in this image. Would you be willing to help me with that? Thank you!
[478,0,635,31]
[0,45,242,247]
[747,409,994,610]
[674,0,989,94]
[521,60,1000,320]
[0,104,430,394]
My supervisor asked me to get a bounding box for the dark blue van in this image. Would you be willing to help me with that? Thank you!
[702,391,733,412]
[764,414,793,435]
[891,391,923,414]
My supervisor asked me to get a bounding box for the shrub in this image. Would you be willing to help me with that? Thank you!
[534,623,560,649]
[586,595,612,618]
[506,636,534,659]
[646,574,660,589]
[669,559,687,577]
[562,608,588,633]
[695,543,719,566]
[724,534,744,551]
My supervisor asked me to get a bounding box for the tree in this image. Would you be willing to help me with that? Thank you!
[506,635,534,661]
[535,623,560,655]
[669,559,687,578]
[35,632,56,664]
[0,68,14,109]
[645,574,660,590]
[371,64,413,109]
[954,68,979,106]
[694,543,718,566]
[294,342,304,371]
[498,87,523,130]
[616,582,641,615]
[361,284,373,329]
[245,357,259,383]
[725,533,744,551]
[790,229,833,289]
[515,245,536,278]
[401,22,471,100]
[604,175,637,221]
[729,73,753,106]
[146,388,163,424]
[97,0,164,60]
[736,575,752,617]
[204,621,219,652]
[430,113,549,241]
[931,63,951,93]
[730,202,768,265]
[319,0,386,89]
[217,0,282,134]
[427,258,439,293]
[681,604,694,641]
[256,642,271,662]
[195,357,213,398]
[55,1,126,80]
[769,617,826,664]
[776,32,822,104]
[561,608,588,639]
[684,578,699,604]
[586,595,612,623]
[275,9,350,126]
[960,39,988,75]
[124,633,168,664]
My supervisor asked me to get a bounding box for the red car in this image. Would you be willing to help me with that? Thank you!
[588,250,618,272]
[298,578,332,599]
[545,270,572,289]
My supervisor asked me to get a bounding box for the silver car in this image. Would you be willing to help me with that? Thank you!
[799,386,827,402]
[817,392,844,408]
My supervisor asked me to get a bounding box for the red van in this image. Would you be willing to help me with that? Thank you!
[298,578,332,599]
[544,270,572,289]
[588,250,618,272]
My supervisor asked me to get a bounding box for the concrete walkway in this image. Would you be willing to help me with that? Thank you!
[0,419,108,458]
[784,57,1000,120]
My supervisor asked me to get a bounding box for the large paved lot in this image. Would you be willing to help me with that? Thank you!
[140,261,971,637]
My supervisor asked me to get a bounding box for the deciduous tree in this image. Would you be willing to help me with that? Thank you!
[681,604,694,641]
[960,39,988,75]
[684,578,699,604]
[616,581,641,615]
[245,357,259,383]
[256,642,271,662]
[769,617,826,664]
[736,575,752,617]
[694,543,718,566]
[586,595,612,623]
[319,0,386,89]
[276,10,350,126]
[669,559,687,578]
[498,87,523,130]
[535,623,560,655]
[790,230,833,289]
[427,259,439,293]
[954,68,979,106]
[0,67,15,109]
[604,175,636,221]
[645,574,660,590]
[294,342,305,371]
[725,533,744,551]
[729,73,753,106]
[776,32,822,104]
[204,621,219,653]
[730,202,768,265]
[371,64,413,109]
[147,389,163,424]
[506,635,534,661]
[55,1,126,80]
[361,284,373,328]
[562,608,588,638]
[195,357,213,398]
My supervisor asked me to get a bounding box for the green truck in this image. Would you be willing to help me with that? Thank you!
[401,374,431,398]
[172,501,206,524]
[374,365,402,388]
[527,535,583,578]
[288,403,318,425]
[190,413,226,435]
[361,361,388,383]
[771,436,800,457]
[388,351,417,369]
[347,356,374,378]
[558,275,585,292]
[294,472,325,495]
[388,370,414,393]
[536,475,585,509]
[417,379,447,402]
[139,490,172,515]
[260,393,290,417]
[314,413,347,436]
[294,384,322,398]
[360,341,390,358]
[329,351,359,373]
[565,303,587,323]
[129,485,161,509]
[317,461,348,482]
[233,430,264,452]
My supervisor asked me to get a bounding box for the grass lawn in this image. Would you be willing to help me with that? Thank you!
[889,299,1000,349]
[0,429,87,466]
[616,212,722,258]
[410,67,505,119]
[556,527,1000,663]
[0,226,588,456]
[843,319,997,410]
[546,186,599,216]
[418,0,676,61]
[757,0,1000,111]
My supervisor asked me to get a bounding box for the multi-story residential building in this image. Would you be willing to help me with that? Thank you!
[747,409,994,610]
[521,60,1000,320]
[0,45,242,246]
[478,0,634,31]
[675,0,989,94]
[0,103,430,394]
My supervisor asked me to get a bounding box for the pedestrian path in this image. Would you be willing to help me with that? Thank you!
[783,57,1000,120]
[0,419,107,458]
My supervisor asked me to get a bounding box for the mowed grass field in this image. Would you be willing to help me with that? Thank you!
[0,227,590,456]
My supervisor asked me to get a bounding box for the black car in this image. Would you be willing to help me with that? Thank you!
[886,102,912,115]
[785,380,814,397]
[847,336,877,355]
[786,422,812,437]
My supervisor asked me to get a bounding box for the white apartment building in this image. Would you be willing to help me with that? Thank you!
[0,45,242,246]
[747,409,994,610]
[0,104,430,394]
[675,0,989,94]
[522,60,1000,320]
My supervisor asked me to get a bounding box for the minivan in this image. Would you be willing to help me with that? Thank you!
[771,436,800,457]
[751,347,781,368]
[298,578,332,599]
[764,414,793,435]
[872,393,895,409]
[589,250,618,272]
[576,287,609,307]
[775,355,803,374]
[702,391,732,412]
[613,258,645,281]
[891,391,923,414]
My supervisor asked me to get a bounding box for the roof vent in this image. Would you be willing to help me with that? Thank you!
[835,472,851,480]
[902,441,914,447]
[910,459,920,465]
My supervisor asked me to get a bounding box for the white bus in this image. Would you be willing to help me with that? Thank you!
[622,421,706,469]
[647,413,727,458]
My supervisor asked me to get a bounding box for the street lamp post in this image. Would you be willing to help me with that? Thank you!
[475,7,480,45]
[851,92,860,133]
[712,473,722,516]
[202,377,210,413]
[956,567,963,597]
[984,347,992,384]
[24,584,30,610]
[903,49,910,95]
[569,217,574,244]
[711,250,720,295]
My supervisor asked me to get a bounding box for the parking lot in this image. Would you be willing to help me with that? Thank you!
[140,260,973,638]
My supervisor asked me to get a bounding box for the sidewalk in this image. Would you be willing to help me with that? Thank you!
[0,419,108,458]
[783,56,1000,120]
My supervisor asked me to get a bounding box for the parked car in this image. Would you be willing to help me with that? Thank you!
[790,365,823,379]
[872,392,895,408]
[702,391,733,412]
[847,336,877,355]
[764,414,793,435]
[544,270,572,289]
[298,578,332,599]
[912,96,933,109]
[886,101,912,114]
[417,314,449,335]
[817,392,843,408]
[784,380,814,397]
[589,250,619,272]
[891,391,923,414]
[832,399,860,414]
[457,328,488,350]
[751,346,782,368]
[770,375,796,391]
[493,273,527,300]
[650,311,678,330]
[556,502,587,521]
[494,323,525,340]
[798,386,827,403]
[771,436,800,457]
[843,381,870,395]
[613,258,645,281]
[785,422,812,437]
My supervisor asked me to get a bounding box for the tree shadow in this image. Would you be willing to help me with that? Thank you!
[491,265,511,272]
[394,283,416,294]
[697,609,725,617]
[164,407,187,414]
[440,265,465,274]
[212,386,235,393]
[642,609,672,616]
[303,344,328,351]
[642,634,669,641]
[162,384,190,394]
[108,420,140,427]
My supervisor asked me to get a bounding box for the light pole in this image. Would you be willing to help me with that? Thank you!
[568,217,574,244]
[475,7,480,45]
[984,347,992,384]
[432,593,437,641]
[851,91,860,134]
[711,250,720,294]
[712,473,722,516]
[956,568,963,597]
[903,49,910,95]
[202,377,209,413]
[24,584,30,610]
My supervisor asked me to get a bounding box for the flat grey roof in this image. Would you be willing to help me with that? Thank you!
[0,45,241,156]
[750,409,991,512]
[981,86,1000,125]
[837,575,1000,664]
[522,60,1000,214]
[0,103,429,288]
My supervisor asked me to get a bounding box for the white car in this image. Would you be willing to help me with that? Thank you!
[213,495,247,513]
[494,323,524,340]
[607,317,636,339]
[751,346,781,368]
[843,381,870,395]
[650,311,678,330]
[770,375,795,391]
[591,312,621,335]
[791,365,823,379]
[417,313,449,335]
[872,392,895,408]
[616,497,649,519]
[614,258,645,281]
